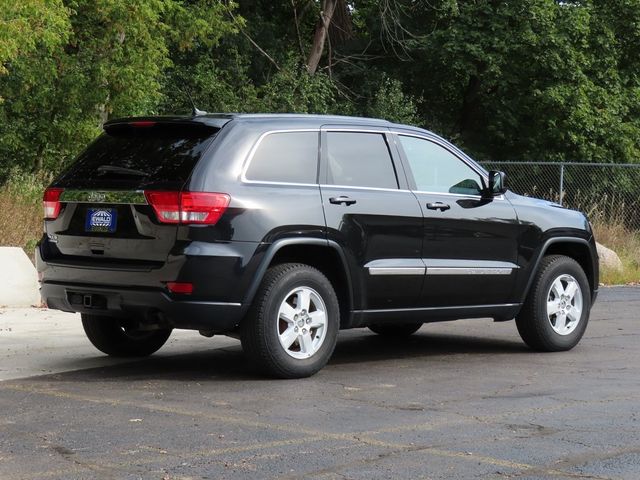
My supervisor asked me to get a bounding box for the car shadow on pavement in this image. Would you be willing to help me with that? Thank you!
[330,330,528,366]
[23,330,528,384]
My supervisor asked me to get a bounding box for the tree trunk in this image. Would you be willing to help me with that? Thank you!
[306,0,337,75]
[457,73,480,136]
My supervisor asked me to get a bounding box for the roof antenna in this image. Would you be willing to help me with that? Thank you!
[186,90,207,116]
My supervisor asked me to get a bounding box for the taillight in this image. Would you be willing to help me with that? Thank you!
[43,187,64,220]
[144,191,230,225]
[180,192,230,224]
[145,191,181,223]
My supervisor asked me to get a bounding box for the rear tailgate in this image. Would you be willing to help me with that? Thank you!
[43,120,220,265]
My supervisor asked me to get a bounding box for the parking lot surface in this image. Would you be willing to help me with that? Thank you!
[0,286,638,479]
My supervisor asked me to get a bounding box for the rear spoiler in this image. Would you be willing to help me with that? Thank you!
[103,115,233,133]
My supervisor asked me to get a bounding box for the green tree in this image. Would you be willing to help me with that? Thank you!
[0,0,236,176]
[0,0,70,77]
[351,0,640,162]
[2,0,640,180]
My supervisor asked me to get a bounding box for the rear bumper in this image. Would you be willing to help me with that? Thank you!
[36,236,265,331]
[40,281,244,332]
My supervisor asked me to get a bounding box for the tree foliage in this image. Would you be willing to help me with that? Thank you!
[0,0,70,76]
[1,0,639,178]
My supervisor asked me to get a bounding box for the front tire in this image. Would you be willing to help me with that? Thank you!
[81,314,172,357]
[241,263,340,379]
[516,255,591,352]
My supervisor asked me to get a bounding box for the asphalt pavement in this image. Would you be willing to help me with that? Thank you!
[0,287,638,479]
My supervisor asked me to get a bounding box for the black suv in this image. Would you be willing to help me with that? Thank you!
[37,114,599,378]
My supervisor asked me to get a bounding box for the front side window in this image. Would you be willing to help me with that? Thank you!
[326,132,398,189]
[245,131,319,184]
[398,135,483,195]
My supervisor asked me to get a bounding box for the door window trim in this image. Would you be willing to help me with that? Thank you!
[319,127,409,190]
[319,184,411,193]
[240,129,321,187]
[392,131,505,200]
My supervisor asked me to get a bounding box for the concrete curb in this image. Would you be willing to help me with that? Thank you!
[0,247,40,307]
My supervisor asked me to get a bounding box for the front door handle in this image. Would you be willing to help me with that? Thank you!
[329,196,357,206]
[426,201,450,211]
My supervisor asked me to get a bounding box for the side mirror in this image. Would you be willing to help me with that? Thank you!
[486,170,507,196]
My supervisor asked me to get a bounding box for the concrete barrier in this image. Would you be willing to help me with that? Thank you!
[0,247,40,307]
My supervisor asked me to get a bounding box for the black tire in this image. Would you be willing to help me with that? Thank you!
[241,263,340,379]
[368,322,422,337]
[81,314,172,357]
[516,255,591,352]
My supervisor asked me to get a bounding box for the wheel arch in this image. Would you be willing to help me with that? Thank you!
[521,237,597,304]
[242,239,354,328]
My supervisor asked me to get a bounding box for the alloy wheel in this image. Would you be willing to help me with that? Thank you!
[276,286,328,359]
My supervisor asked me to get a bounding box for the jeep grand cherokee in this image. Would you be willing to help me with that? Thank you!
[37,114,599,378]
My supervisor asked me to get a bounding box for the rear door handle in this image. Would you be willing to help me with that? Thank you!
[426,201,450,211]
[329,196,357,206]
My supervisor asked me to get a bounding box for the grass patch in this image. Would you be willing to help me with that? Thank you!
[0,170,49,260]
[592,220,640,285]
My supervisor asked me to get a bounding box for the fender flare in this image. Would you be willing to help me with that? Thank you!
[519,236,596,304]
[241,238,353,314]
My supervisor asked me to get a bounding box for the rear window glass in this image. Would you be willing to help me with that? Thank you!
[245,131,319,184]
[55,125,218,189]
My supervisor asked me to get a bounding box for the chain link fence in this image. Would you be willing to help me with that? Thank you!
[481,162,640,230]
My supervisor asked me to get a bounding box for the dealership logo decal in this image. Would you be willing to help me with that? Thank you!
[90,209,112,228]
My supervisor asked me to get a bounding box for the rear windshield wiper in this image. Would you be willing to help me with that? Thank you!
[97,165,150,176]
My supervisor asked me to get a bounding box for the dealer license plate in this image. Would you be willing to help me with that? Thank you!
[85,208,117,233]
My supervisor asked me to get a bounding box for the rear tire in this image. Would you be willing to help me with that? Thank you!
[241,263,340,379]
[515,255,590,352]
[81,314,172,357]
[368,322,422,337]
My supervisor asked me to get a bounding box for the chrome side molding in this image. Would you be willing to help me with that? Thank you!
[426,267,513,276]
[366,258,517,276]
[369,267,426,276]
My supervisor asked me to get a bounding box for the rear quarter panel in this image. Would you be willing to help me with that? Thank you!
[181,120,327,303]
[185,119,326,244]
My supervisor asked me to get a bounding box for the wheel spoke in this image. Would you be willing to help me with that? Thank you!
[297,289,311,312]
[551,278,564,298]
[567,306,581,323]
[279,326,298,349]
[555,312,567,331]
[299,332,314,355]
[547,300,561,316]
[279,302,297,324]
[564,281,578,300]
[307,310,326,329]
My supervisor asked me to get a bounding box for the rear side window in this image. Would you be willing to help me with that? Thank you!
[56,125,218,190]
[326,132,398,189]
[245,131,319,184]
